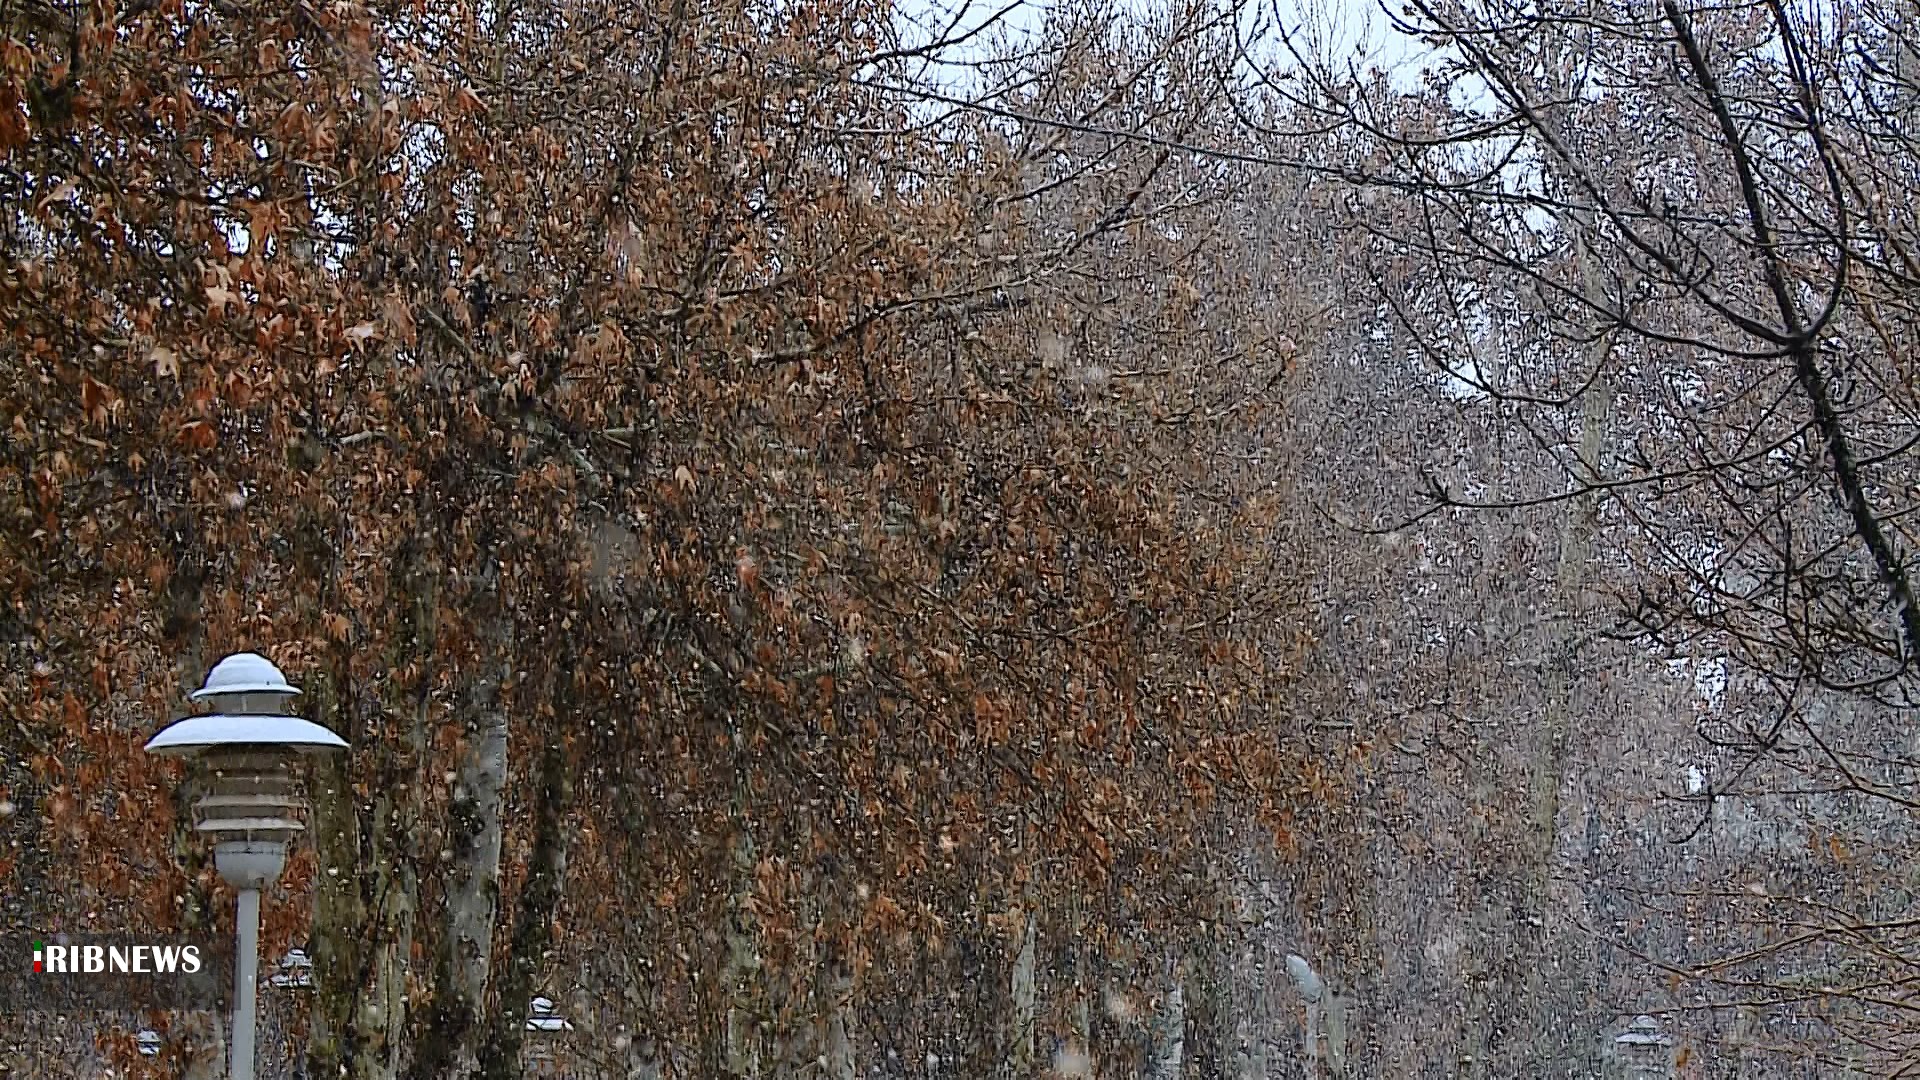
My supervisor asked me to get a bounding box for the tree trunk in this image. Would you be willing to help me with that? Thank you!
[306,677,366,1080]
[1148,961,1185,1080]
[1523,232,1611,909]
[163,525,212,934]
[476,652,575,1080]
[1323,983,1350,1077]
[446,590,511,1000]
[721,795,763,1080]
[1186,854,1234,1079]
[295,514,363,1080]
[1067,892,1092,1072]
[178,1011,226,1080]
[823,958,856,1080]
[1460,223,1614,1078]
[308,543,436,1080]
[1286,952,1348,1078]
[413,565,511,1080]
[1515,226,1615,1072]
[1007,907,1037,1077]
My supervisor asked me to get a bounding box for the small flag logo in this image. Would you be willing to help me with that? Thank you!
[32,941,43,973]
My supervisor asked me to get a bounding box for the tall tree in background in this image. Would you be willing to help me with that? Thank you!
[1257,0,1920,1069]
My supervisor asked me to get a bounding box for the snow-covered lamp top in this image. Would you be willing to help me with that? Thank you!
[189,651,301,714]
[144,713,348,756]
[1615,1014,1673,1047]
[270,948,315,989]
[527,996,574,1032]
[144,651,345,757]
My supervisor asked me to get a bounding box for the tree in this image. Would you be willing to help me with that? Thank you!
[1,0,1348,1077]
[1248,0,1920,1068]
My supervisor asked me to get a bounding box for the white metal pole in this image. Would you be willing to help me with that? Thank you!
[233,887,261,1080]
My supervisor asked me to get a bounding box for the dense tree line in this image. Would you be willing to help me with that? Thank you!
[3,0,1918,1075]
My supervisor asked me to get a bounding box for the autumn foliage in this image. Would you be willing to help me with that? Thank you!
[0,0,1334,1075]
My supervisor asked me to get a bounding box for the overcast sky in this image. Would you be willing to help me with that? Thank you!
[886,0,1438,95]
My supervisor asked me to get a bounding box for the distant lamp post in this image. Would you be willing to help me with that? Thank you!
[136,1029,162,1057]
[1612,1014,1675,1079]
[269,947,314,990]
[526,995,573,1033]
[525,995,574,1076]
[145,652,347,1080]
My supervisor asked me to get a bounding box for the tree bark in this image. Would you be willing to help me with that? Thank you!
[1067,891,1092,1072]
[446,581,511,998]
[1285,952,1349,1078]
[1185,854,1233,1079]
[296,513,364,1080]
[1524,231,1612,903]
[413,563,511,1080]
[476,652,574,1080]
[1466,213,1613,1078]
[1007,907,1036,1077]
[823,957,856,1080]
[306,673,366,1080]
[162,521,212,935]
[1516,227,1614,1072]
[308,542,436,1080]
[1148,960,1184,1080]
[720,797,762,1079]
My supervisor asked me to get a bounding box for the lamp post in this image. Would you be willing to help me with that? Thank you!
[525,995,574,1077]
[270,947,314,990]
[145,652,347,1080]
[1610,1014,1676,1079]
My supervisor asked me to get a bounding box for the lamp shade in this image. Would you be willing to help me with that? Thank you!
[270,948,315,989]
[190,653,301,700]
[144,714,347,756]
[1615,1015,1672,1048]
[527,996,573,1032]
[187,652,303,716]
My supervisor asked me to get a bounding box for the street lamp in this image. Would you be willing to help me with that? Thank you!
[145,652,347,1080]
[269,947,314,990]
[1611,1014,1676,1079]
[525,995,574,1076]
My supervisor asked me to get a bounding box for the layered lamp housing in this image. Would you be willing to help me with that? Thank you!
[145,652,347,888]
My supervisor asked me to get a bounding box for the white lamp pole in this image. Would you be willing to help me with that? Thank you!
[145,652,348,1080]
